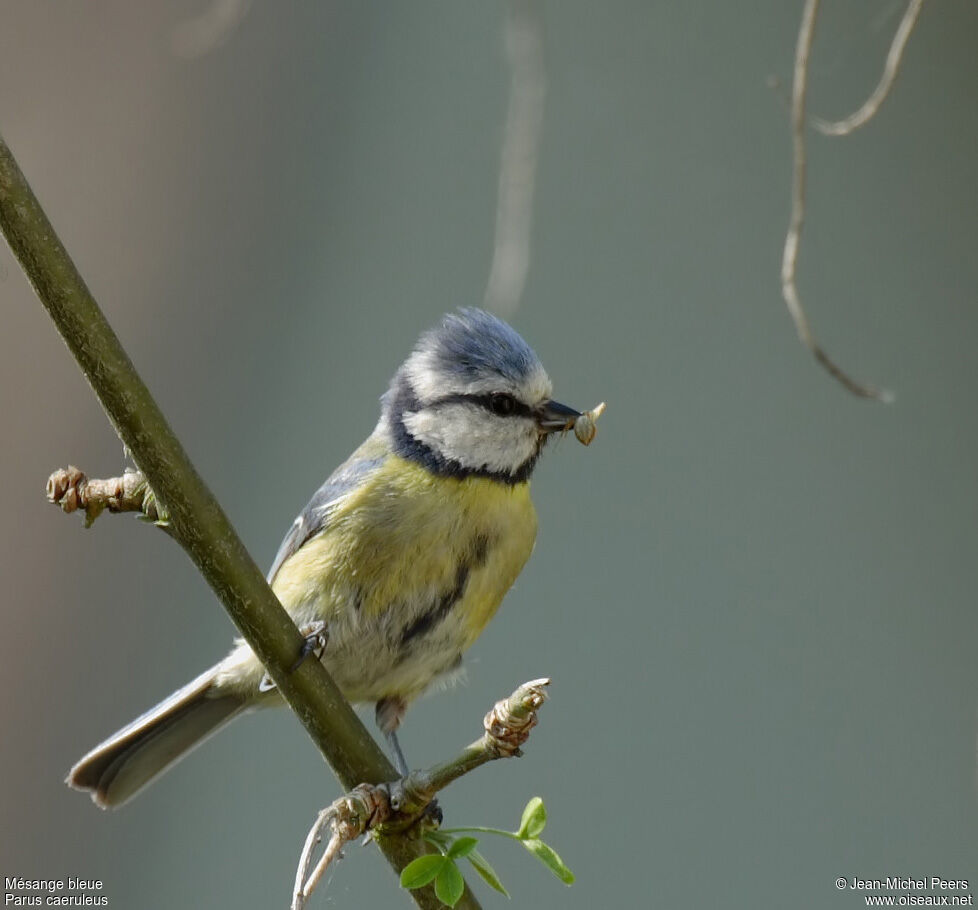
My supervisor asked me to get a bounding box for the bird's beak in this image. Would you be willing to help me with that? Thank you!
[536,399,582,434]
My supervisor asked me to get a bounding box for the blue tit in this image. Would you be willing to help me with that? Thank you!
[68,308,584,808]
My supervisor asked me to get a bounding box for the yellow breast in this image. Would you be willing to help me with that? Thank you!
[270,455,537,701]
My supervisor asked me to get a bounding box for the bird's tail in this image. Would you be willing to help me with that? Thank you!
[67,664,248,809]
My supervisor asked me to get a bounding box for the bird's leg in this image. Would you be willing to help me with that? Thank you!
[375,696,410,776]
[258,621,329,692]
[375,696,442,824]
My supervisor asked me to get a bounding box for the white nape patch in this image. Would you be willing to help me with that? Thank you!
[403,404,540,475]
[404,347,553,406]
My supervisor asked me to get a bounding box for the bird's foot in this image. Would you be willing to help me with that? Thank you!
[421,798,443,827]
[258,621,329,692]
[290,620,329,672]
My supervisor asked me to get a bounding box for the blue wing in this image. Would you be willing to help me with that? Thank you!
[267,448,386,584]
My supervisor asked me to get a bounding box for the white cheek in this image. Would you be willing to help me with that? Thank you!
[403,406,539,475]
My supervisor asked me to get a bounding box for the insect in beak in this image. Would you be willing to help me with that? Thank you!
[536,399,582,434]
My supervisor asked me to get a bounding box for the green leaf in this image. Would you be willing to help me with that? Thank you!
[434,860,465,907]
[400,854,446,890]
[447,836,479,859]
[467,849,510,897]
[522,838,575,885]
[517,797,547,839]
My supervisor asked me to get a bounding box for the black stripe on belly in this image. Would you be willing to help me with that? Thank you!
[399,563,470,646]
[398,534,491,647]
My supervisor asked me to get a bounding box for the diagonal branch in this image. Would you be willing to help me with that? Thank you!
[0,132,474,910]
[781,0,893,402]
[812,0,926,137]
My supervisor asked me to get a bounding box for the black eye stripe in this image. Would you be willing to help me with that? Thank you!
[429,392,533,419]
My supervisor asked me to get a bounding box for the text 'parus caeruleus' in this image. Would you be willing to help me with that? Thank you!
[68,309,588,808]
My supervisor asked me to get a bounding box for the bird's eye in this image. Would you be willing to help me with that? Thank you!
[489,393,517,416]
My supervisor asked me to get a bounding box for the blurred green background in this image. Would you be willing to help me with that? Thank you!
[2,1,977,907]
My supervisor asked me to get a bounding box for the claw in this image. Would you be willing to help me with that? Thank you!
[422,799,443,827]
[291,621,329,672]
[259,621,329,692]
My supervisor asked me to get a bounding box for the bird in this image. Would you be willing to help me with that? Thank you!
[67,308,585,808]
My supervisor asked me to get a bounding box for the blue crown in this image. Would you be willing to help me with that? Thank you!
[419,308,540,384]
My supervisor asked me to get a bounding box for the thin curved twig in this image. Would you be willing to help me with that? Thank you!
[813,0,925,137]
[172,0,251,58]
[781,0,893,402]
[483,0,546,319]
[292,808,337,910]
[292,785,390,910]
